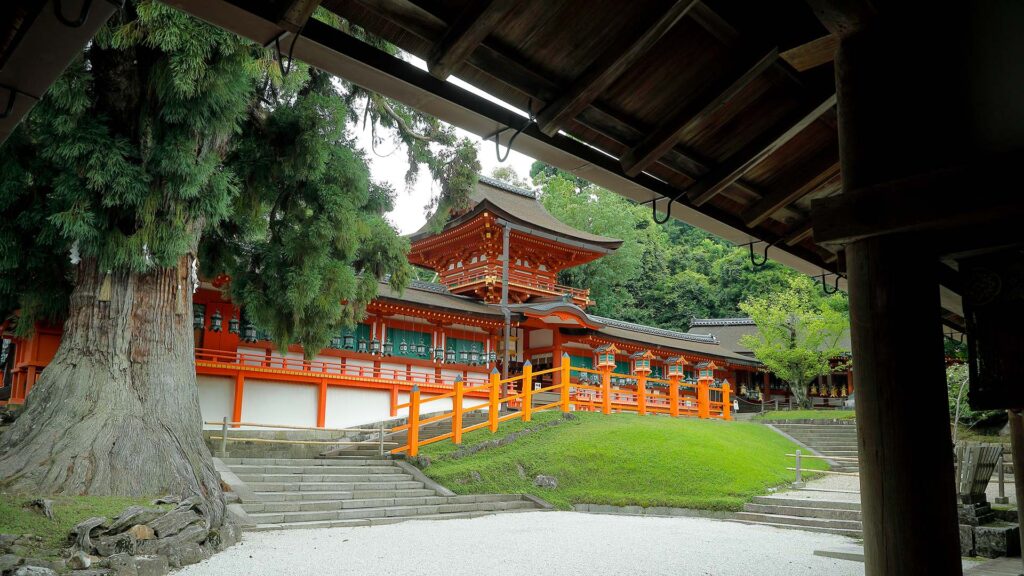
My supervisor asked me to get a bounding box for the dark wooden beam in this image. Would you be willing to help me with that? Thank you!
[780,34,838,71]
[803,0,876,38]
[742,142,840,227]
[688,92,837,206]
[621,48,780,177]
[426,0,517,80]
[278,0,323,32]
[783,222,814,246]
[535,0,698,136]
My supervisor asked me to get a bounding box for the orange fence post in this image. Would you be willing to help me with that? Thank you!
[408,385,421,457]
[521,360,533,422]
[636,373,647,416]
[389,385,398,417]
[601,368,612,415]
[560,353,571,413]
[489,368,500,432]
[722,380,732,420]
[697,376,710,419]
[453,376,464,444]
[669,375,680,417]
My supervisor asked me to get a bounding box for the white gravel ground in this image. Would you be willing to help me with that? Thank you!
[175,512,864,576]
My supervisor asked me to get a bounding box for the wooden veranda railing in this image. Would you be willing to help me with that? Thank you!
[392,353,732,456]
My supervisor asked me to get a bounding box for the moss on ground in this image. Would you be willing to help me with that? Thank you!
[0,494,166,558]
[417,411,826,511]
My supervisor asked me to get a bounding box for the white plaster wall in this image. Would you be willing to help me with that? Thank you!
[346,358,374,377]
[238,346,266,366]
[441,369,464,384]
[198,375,233,429]
[380,362,408,380]
[241,380,318,428]
[394,391,489,418]
[313,353,344,375]
[323,387,391,428]
[530,329,553,348]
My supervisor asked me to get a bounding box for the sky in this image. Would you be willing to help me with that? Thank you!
[348,55,537,235]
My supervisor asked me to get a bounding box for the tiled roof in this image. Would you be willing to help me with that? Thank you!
[476,175,536,199]
[689,317,756,327]
[589,315,718,344]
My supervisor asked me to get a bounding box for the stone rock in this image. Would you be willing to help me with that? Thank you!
[154,523,208,552]
[22,558,64,572]
[146,509,201,539]
[133,555,168,576]
[13,567,57,576]
[93,533,137,557]
[470,471,482,482]
[515,464,528,479]
[0,553,23,571]
[68,570,112,576]
[0,533,18,552]
[106,508,165,536]
[69,550,92,570]
[125,525,154,541]
[975,524,1021,559]
[105,553,137,576]
[533,475,558,488]
[71,517,109,552]
[133,541,160,557]
[164,543,205,569]
[150,497,179,506]
[212,523,240,551]
[224,492,241,505]
[960,524,975,556]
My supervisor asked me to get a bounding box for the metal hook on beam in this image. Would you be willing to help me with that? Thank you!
[54,0,94,28]
[817,271,844,295]
[739,240,775,268]
[486,98,535,163]
[652,195,674,225]
[0,85,17,120]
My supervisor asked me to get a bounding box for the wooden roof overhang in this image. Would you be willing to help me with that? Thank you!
[32,0,963,333]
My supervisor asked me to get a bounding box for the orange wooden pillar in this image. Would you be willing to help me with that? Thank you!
[669,375,680,417]
[722,380,732,420]
[407,385,420,457]
[232,373,245,427]
[489,368,500,432]
[316,379,327,428]
[600,367,611,415]
[636,373,647,416]
[453,376,464,444]
[389,385,398,417]
[521,360,533,422]
[697,376,710,419]
[559,353,571,412]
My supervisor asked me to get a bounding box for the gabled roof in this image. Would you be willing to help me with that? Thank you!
[409,177,623,252]
[690,317,851,356]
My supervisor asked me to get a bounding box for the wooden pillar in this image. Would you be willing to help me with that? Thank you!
[600,367,611,415]
[697,377,710,419]
[389,385,398,417]
[316,379,327,428]
[722,381,731,420]
[521,360,533,422]
[232,373,245,428]
[559,352,571,412]
[488,368,500,432]
[1007,410,1024,573]
[636,372,647,416]
[669,375,680,418]
[831,15,964,573]
[452,376,464,444]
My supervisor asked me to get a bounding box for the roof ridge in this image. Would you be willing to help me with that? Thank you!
[690,317,756,326]
[588,314,719,344]
[477,174,537,199]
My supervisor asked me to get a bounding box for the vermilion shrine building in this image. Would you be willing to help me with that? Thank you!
[0,176,849,425]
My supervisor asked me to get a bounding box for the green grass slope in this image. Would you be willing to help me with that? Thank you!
[417,411,826,511]
[755,409,855,421]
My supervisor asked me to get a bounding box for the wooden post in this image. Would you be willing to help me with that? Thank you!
[453,376,464,445]
[219,416,229,458]
[636,373,647,416]
[521,360,533,422]
[697,377,710,419]
[722,381,731,420]
[378,420,385,457]
[407,385,420,457]
[669,375,680,418]
[232,373,245,428]
[793,449,804,488]
[560,352,571,413]
[316,380,327,428]
[489,368,500,432]
[601,367,611,415]
[389,385,398,417]
[1007,409,1024,571]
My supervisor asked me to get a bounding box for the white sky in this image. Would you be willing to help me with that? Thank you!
[348,55,537,235]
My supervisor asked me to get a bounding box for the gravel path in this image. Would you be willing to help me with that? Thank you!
[176,512,864,576]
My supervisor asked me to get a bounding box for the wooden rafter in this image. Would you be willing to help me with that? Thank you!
[535,0,698,136]
[426,0,516,80]
[688,92,837,206]
[620,48,780,177]
[780,34,838,71]
[782,222,814,246]
[277,0,323,32]
[741,141,840,227]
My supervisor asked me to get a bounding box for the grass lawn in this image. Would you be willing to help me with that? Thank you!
[755,409,856,421]
[0,494,167,558]
[417,411,826,511]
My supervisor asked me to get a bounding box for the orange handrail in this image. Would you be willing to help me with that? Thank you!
[391,353,733,457]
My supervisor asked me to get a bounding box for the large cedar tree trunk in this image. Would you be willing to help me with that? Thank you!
[0,257,224,525]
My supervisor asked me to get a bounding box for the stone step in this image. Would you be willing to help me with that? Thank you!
[254,488,437,502]
[750,496,861,511]
[235,473,412,483]
[734,512,862,531]
[248,480,424,492]
[243,493,524,514]
[221,457,386,466]
[731,518,862,538]
[818,450,859,457]
[743,503,862,521]
[247,500,537,525]
[245,507,541,532]
[228,465,401,475]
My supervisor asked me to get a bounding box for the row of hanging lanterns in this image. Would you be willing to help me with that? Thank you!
[193,306,259,342]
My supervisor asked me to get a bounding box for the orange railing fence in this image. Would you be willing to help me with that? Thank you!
[392,353,732,456]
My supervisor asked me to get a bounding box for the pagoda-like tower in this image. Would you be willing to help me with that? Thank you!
[408,176,621,309]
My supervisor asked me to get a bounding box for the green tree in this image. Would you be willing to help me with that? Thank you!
[739,276,850,408]
[0,2,475,519]
[489,166,532,189]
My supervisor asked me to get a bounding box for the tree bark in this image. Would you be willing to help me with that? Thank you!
[0,257,224,526]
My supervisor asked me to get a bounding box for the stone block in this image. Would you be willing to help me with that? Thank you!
[147,509,201,539]
[12,566,56,576]
[106,509,165,536]
[975,524,1021,559]
[133,555,168,576]
[125,525,154,541]
[94,533,137,557]
[105,554,137,576]
[959,524,975,557]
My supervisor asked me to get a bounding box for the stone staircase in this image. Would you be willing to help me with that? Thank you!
[770,421,860,472]
[736,495,862,537]
[225,455,543,531]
